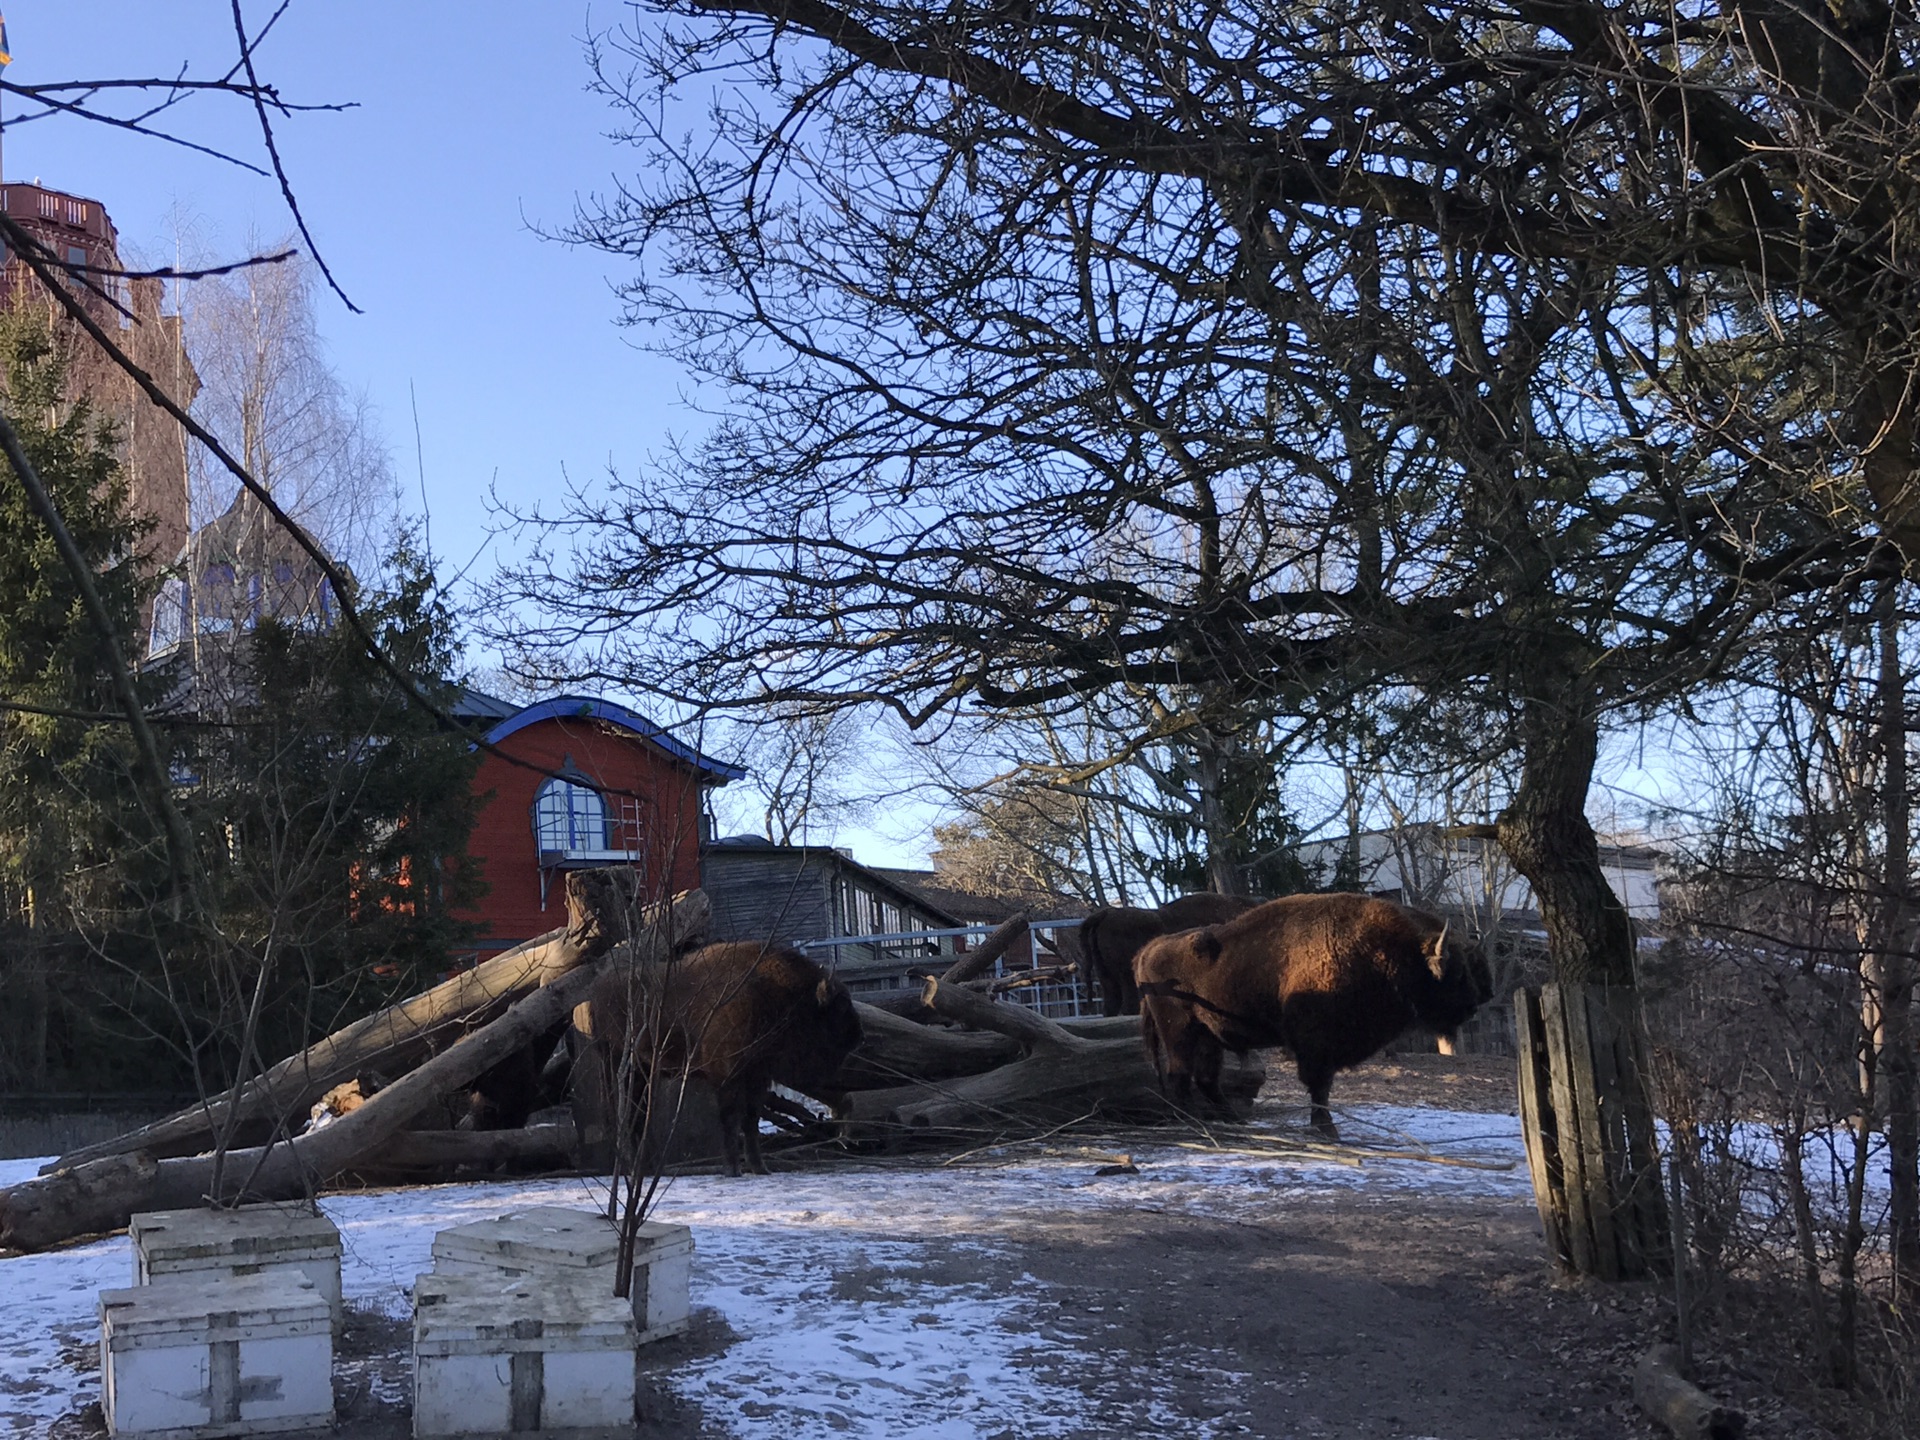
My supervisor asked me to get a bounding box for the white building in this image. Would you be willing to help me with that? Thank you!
[1295,829,1663,925]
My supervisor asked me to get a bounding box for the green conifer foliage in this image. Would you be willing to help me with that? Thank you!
[0,307,167,1089]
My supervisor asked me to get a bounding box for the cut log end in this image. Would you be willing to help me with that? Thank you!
[1633,1345,1746,1440]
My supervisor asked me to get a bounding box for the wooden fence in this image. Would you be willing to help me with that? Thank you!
[1515,984,1670,1280]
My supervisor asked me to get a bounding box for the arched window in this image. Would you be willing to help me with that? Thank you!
[535,778,607,854]
[147,577,188,656]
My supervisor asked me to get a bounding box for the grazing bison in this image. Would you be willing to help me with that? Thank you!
[590,941,863,1176]
[1134,892,1490,1137]
[1079,893,1263,1016]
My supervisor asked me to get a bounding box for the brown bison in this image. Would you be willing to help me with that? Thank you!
[590,940,863,1176]
[1079,893,1263,1016]
[1134,892,1490,1137]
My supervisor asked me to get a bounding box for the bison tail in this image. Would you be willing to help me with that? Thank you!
[1078,909,1108,1009]
[1140,1006,1164,1080]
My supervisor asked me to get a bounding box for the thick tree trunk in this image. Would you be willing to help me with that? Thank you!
[351,1122,579,1177]
[1499,674,1666,1280]
[1191,732,1248,897]
[46,873,691,1174]
[1497,686,1635,987]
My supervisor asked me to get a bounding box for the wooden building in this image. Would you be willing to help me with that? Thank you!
[456,695,743,958]
[699,837,962,980]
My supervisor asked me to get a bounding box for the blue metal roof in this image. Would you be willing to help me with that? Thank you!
[481,696,745,783]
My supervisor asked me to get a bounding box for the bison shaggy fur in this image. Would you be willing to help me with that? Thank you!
[1134,892,1490,1136]
[1079,893,1263,1016]
[589,940,863,1176]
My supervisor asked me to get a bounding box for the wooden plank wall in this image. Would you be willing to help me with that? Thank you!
[1515,983,1671,1280]
[702,853,837,946]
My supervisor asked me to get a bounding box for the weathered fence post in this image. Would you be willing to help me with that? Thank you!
[1515,983,1670,1279]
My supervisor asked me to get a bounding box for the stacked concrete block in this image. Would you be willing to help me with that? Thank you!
[98,1271,334,1438]
[130,1203,344,1333]
[428,1205,693,1341]
[412,1270,637,1437]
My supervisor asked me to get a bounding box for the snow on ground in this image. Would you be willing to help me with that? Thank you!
[1,1105,1528,1438]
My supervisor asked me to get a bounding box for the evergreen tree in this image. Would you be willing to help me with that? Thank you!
[0,306,168,1088]
[173,530,487,1064]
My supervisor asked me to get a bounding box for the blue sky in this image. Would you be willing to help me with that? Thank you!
[6,3,950,862]
[3,5,1683,869]
[8,2,688,603]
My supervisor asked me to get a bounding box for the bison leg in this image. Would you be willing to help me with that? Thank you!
[711,1089,748,1177]
[1295,1055,1339,1139]
[1190,1029,1229,1114]
[1140,995,1200,1105]
[740,1097,770,1176]
[713,1086,772,1177]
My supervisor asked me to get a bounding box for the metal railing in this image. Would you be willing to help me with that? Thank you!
[800,917,1087,1019]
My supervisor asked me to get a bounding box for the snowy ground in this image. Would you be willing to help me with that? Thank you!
[2,1107,1533,1438]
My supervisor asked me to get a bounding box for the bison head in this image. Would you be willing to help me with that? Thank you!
[1421,923,1491,1033]
[813,976,865,1061]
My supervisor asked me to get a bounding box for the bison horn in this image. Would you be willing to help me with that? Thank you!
[1428,921,1450,981]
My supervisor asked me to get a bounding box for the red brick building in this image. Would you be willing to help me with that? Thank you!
[0,181,198,579]
[455,694,743,957]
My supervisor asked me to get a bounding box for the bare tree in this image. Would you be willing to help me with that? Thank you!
[1652,582,1920,1405]
[503,4,1859,997]
[181,245,397,574]
[712,704,877,845]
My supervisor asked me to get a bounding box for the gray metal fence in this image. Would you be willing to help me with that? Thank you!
[800,919,1088,1019]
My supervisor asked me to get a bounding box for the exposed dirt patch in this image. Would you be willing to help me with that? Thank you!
[1310,1051,1520,1116]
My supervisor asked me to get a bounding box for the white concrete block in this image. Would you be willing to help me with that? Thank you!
[430,1206,692,1341]
[130,1202,343,1332]
[412,1270,636,1437]
[99,1271,333,1439]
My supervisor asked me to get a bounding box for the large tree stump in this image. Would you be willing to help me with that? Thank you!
[1515,984,1670,1280]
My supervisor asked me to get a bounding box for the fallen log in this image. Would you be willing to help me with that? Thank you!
[833,1002,1021,1088]
[45,876,699,1174]
[844,976,1263,1134]
[989,963,1076,994]
[1633,1346,1746,1440]
[0,958,613,1250]
[1056,1015,1144,1043]
[940,910,1030,983]
[1,886,702,1251]
[0,1151,157,1252]
[350,1122,579,1175]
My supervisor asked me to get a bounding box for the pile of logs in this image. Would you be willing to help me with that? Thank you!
[0,876,1264,1251]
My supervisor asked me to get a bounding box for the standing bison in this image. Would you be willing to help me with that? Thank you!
[1134,892,1490,1136]
[590,941,863,1176]
[1079,893,1263,1016]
